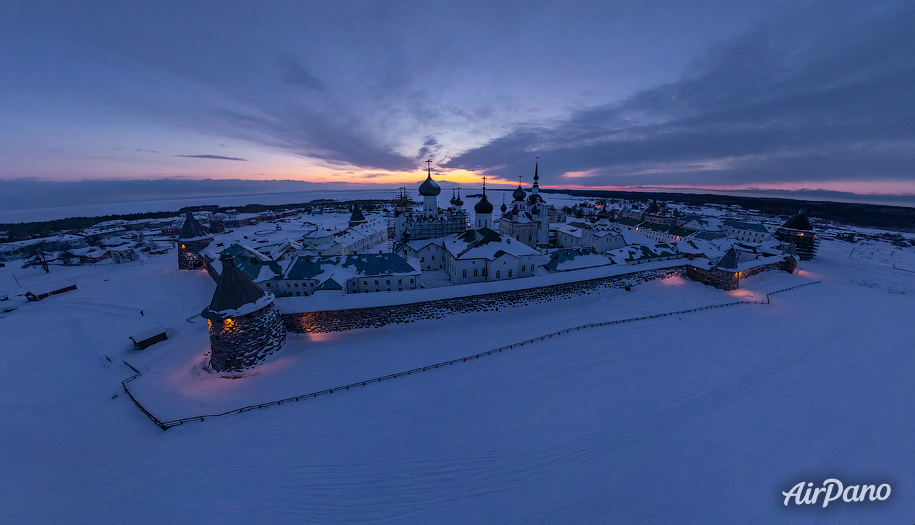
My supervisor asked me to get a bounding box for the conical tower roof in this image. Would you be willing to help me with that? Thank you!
[716,247,739,270]
[781,211,814,231]
[349,203,366,224]
[202,252,269,320]
[179,212,210,240]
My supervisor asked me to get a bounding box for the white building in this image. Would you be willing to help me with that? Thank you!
[0,234,88,261]
[394,238,445,271]
[722,219,772,243]
[264,253,421,296]
[443,227,540,285]
[555,213,626,252]
[497,161,549,248]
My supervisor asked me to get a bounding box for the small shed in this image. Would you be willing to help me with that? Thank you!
[130,325,168,350]
[25,282,77,302]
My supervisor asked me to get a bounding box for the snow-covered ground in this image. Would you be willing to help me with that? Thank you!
[1,239,914,523]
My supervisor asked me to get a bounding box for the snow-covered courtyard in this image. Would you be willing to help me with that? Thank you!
[1,238,913,522]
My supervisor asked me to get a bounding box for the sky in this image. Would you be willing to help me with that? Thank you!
[2,0,914,204]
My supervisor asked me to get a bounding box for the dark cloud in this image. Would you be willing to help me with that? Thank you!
[416,137,441,159]
[279,55,325,90]
[444,1,915,187]
[215,109,417,172]
[174,154,247,161]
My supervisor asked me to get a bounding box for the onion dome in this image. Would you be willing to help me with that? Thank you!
[474,193,493,214]
[453,189,463,206]
[449,189,457,206]
[512,185,526,201]
[418,172,441,196]
[500,201,507,213]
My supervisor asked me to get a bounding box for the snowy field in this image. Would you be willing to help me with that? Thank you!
[1,239,914,522]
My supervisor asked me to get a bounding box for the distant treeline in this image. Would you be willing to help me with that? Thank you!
[2,192,913,242]
[543,189,915,232]
[0,199,394,242]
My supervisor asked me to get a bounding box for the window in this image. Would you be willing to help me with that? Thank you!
[496,270,500,278]
[508,270,512,277]
[286,283,291,288]
[375,280,379,285]
[296,292,300,296]
[421,257,424,262]
[474,269,478,277]
[398,279,402,285]
[482,268,487,276]
[386,280,390,284]
[463,270,467,278]
[364,281,368,285]
[410,279,414,283]
[295,283,299,287]
[266,282,271,287]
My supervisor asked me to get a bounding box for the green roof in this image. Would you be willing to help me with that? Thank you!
[223,243,283,281]
[285,253,417,280]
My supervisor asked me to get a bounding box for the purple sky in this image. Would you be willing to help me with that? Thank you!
[2,0,914,202]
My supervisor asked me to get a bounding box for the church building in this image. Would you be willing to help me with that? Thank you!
[392,163,468,242]
[498,160,549,248]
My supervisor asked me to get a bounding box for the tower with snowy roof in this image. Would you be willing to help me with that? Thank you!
[177,212,214,270]
[348,202,367,228]
[774,210,819,260]
[202,252,287,372]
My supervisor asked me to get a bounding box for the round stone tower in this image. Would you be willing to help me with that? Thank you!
[202,253,286,372]
[178,212,214,270]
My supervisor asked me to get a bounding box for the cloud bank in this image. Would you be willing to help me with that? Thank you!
[444,1,915,190]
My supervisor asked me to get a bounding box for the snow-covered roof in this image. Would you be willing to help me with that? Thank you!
[444,228,539,261]
[542,249,614,272]
[179,212,211,240]
[722,219,770,233]
[283,253,420,284]
[202,253,272,320]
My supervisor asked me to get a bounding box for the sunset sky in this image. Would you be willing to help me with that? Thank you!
[2,0,914,198]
